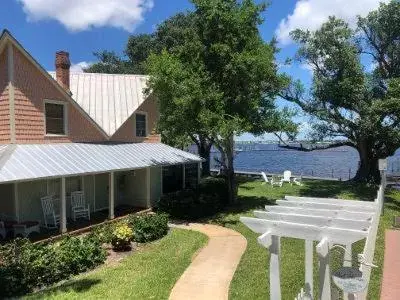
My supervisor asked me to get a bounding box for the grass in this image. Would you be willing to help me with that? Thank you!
[209,178,400,300]
[26,229,207,300]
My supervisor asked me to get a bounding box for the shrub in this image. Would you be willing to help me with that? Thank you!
[111,223,133,251]
[89,223,115,244]
[0,235,106,298]
[128,213,169,243]
[157,176,228,219]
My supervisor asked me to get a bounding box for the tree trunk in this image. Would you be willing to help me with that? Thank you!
[198,141,212,177]
[225,135,237,204]
[353,142,381,183]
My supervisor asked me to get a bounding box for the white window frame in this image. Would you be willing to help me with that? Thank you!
[44,99,68,136]
[135,111,148,137]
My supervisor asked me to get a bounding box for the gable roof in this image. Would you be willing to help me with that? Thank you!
[49,72,150,137]
[0,30,109,139]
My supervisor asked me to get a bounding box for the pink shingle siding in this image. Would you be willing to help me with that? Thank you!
[0,50,10,143]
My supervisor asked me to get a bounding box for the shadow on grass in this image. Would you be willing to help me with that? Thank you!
[297,180,377,201]
[29,278,101,298]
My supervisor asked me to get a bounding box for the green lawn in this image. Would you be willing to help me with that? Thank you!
[26,229,207,300]
[209,179,400,300]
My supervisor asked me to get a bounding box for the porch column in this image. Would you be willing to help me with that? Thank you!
[182,164,186,189]
[60,177,67,233]
[109,172,115,219]
[146,167,151,208]
[14,183,19,222]
[317,238,331,300]
[160,166,163,196]
[198,162,201,184]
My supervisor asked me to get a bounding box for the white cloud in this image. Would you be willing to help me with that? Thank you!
[70,61,92,73]
[17,0,154,32]
[276,0,390,44]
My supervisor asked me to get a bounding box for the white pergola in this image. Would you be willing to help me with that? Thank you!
[241,193,382,300]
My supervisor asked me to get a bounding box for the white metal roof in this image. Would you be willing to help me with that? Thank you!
[49,72,150,137]
[0,143,201,183]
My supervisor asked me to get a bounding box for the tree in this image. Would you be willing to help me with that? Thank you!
[147,0,293,203]
[84,51,134,74]
[281,1,400,182]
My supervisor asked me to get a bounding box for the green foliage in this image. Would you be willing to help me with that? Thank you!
[281,2,400,182]
[128,213,169,243]
[157,176,228,219]
[89,222,115,244]
[0,236,106,297]
[111,223,134,251]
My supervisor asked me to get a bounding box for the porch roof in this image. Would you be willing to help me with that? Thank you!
[0,143,202,184]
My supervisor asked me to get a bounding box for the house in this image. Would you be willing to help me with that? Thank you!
[0,30,201,237]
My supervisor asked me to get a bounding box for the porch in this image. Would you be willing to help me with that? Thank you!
[0,143,202,240]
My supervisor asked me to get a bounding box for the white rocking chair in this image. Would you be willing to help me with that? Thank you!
[281,170,292,185]
[41,195,60,228]
[71,191,90,221]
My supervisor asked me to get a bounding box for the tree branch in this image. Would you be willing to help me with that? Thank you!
[278,140,355,152]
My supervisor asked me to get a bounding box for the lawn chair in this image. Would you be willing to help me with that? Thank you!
[71,191,90,221]
[271,175,283,187]
[293,176,303,186]
[281,170,292,185]
[41,195,60,228]
[261,172,270,185]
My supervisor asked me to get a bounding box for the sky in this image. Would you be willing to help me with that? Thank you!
[0,0,389,141]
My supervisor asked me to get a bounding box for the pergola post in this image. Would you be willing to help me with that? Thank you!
[317,238,331,300]
[60,177,67,233]
[305,240,313,297]
[258,231,281,300]
[343,243,354,300]
[109,172,115,219]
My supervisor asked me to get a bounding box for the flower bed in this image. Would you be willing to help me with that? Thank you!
[0,212,169,298]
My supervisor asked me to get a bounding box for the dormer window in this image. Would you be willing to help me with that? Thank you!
[135,113,147,137]
[45,101,67,135]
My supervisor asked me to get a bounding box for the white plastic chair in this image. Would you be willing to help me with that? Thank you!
[41,195,60,228]
[261,172,270,185]
[281,170,292,185]
[71,191,90,221]
[293,176,303,186]
[271,175,283,187]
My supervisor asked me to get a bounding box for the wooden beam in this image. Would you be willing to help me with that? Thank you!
[60,177,67,233]
[316,238,331,300]
[109,172,114,219]
[265,205,373,221]
[343,243,355,300]
[240,217,368,244]
[254,211,371,231]
[257,230,272,248]
[285,196,376,208]
[276,200,376,213]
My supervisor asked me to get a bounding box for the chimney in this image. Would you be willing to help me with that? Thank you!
[55,51,71,91]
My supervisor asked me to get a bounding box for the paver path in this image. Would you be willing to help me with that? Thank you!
[169,223,247,300]
[380,230,400,300]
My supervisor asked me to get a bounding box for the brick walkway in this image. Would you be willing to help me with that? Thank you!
[169,223,247,300]
[380,230,400,300]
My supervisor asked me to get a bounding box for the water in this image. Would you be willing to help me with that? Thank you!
[205,143,400,180]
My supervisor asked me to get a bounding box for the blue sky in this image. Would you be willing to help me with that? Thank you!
[0,0,388,141]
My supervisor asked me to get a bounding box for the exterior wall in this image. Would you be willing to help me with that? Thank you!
[94,173,109,211]
[110,95,161,143]
[150,167,162,206]
[125,168,148,208]
[12,45,106,144]
[0,184,14,218]
[83,175,95,213]
[18,180,47,223]
[0,49,10,143]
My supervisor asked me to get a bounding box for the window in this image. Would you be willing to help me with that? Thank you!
[136,113,147,137]
[45,102,66,135]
